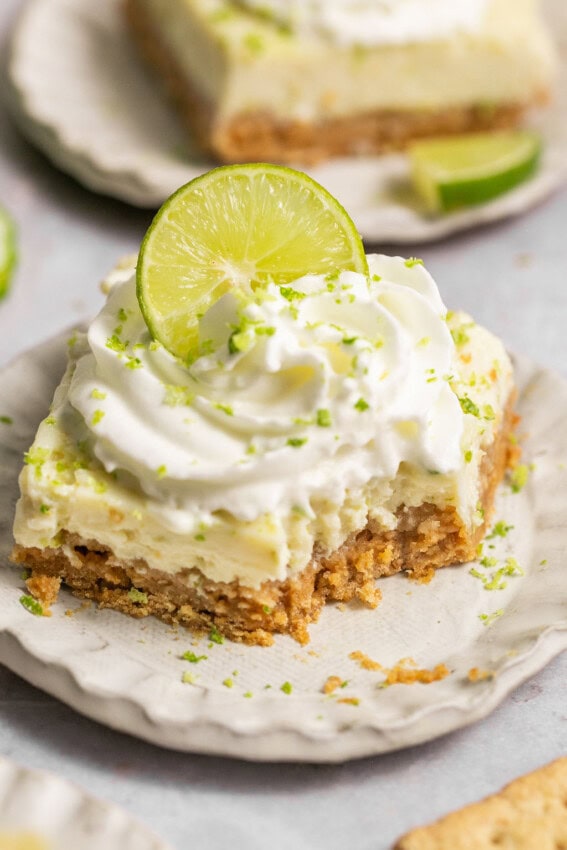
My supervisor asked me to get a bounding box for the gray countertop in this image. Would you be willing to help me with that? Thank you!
[0,1,566,848]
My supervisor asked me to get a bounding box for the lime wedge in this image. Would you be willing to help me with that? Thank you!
[137,164,368,361]
[0,206,17,300]
[409,130,542,214]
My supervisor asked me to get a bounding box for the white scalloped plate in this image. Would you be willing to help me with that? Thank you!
[0,756,170,850]
[0,334,566,762]
[6,0,567,241]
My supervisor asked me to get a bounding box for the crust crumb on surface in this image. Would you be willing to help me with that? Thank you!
[323,676,345,695]
[393,757,567,850]
[349,651,383,671]
[468,667,495,682]
[383,662,450,686]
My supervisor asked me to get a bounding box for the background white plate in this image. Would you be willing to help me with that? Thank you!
[6,0,567,242]
[0,756,170,850]
[0,334,566,763]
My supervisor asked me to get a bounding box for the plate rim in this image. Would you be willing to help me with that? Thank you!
[0,754,172,848]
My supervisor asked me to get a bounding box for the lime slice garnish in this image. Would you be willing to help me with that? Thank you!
[409,130,542,214]
[0,206,17,301]
[137,164,368,361]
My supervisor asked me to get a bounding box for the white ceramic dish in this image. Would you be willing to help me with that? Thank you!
[0,756,170,850]
[0,333,566,763]
[7,0,567,242]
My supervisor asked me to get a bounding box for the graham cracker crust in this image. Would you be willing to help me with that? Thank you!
[124,0,542,164]
[12,396,518,646]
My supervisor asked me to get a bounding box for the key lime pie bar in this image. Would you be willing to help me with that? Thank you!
[124,0,556,163]
[12,166,518,645]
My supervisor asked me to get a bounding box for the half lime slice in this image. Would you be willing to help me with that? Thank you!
[137,164,368,361]
[410,130,542,214]
[0,206,17,301]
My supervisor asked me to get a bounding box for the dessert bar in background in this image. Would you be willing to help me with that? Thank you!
[124,0,557,163]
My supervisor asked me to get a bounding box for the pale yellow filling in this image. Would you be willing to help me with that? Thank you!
[133,0,556,122]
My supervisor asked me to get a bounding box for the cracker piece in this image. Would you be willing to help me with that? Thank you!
[394,757,567,849]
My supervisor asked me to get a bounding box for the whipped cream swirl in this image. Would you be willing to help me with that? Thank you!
[235,0,488,46]
[67,256,464,533]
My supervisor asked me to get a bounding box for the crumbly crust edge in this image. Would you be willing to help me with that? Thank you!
[12,395,519,646]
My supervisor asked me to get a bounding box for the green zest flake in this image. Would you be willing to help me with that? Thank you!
[510,464,530,493]
[0,415,13,425]
[182,651,207,663]
[480,556,498,568]
[354,398,369,412]
[128,588,148,604]
[243,32,265,54]
[223,678,234,688]
[540,559,548,566]
[91,410,105,426]
[243,691,253,698]
[94,480,108,495]
[163,384,194,407]
[23,447,49,477]
[20,594,44,616]
[280,286,306,302]
[113,324,123,337]
[228,329,250,354]
[182,671,198,685]
[342,336,358,345]
[450,326,471,346]
[156,464,167,479]
[458,396,480,417]
[479,609,504,626]
[287,437,307,448]
[255,325,276,337]
[316,408,332,428]
[372,273,382,282]
[117,307,128,322]
[209,626,224,645]
[405,257,424,268]
[67,332,78,348]
[280,681,293,695]
[417,337,431,347]
[262,605,272,614]
[487,521,514,539]
[44,416,56,426]
[91,389,106,400]
[215,403,234,416]
[483,404,496,421]
[106,334,127,353]
[504,557,524,577]
[464,450,473,463]
[194,533,206,541]
[125,356,142,370]
[39,504,50,514]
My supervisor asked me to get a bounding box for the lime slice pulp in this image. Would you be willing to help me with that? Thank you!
[137,164,368,361]
[409,130,542,214]
[0,207,17,300]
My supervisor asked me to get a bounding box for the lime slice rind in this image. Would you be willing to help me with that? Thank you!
[137,164,367,361]
[0,207,17,301]
[410,131,542,214]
